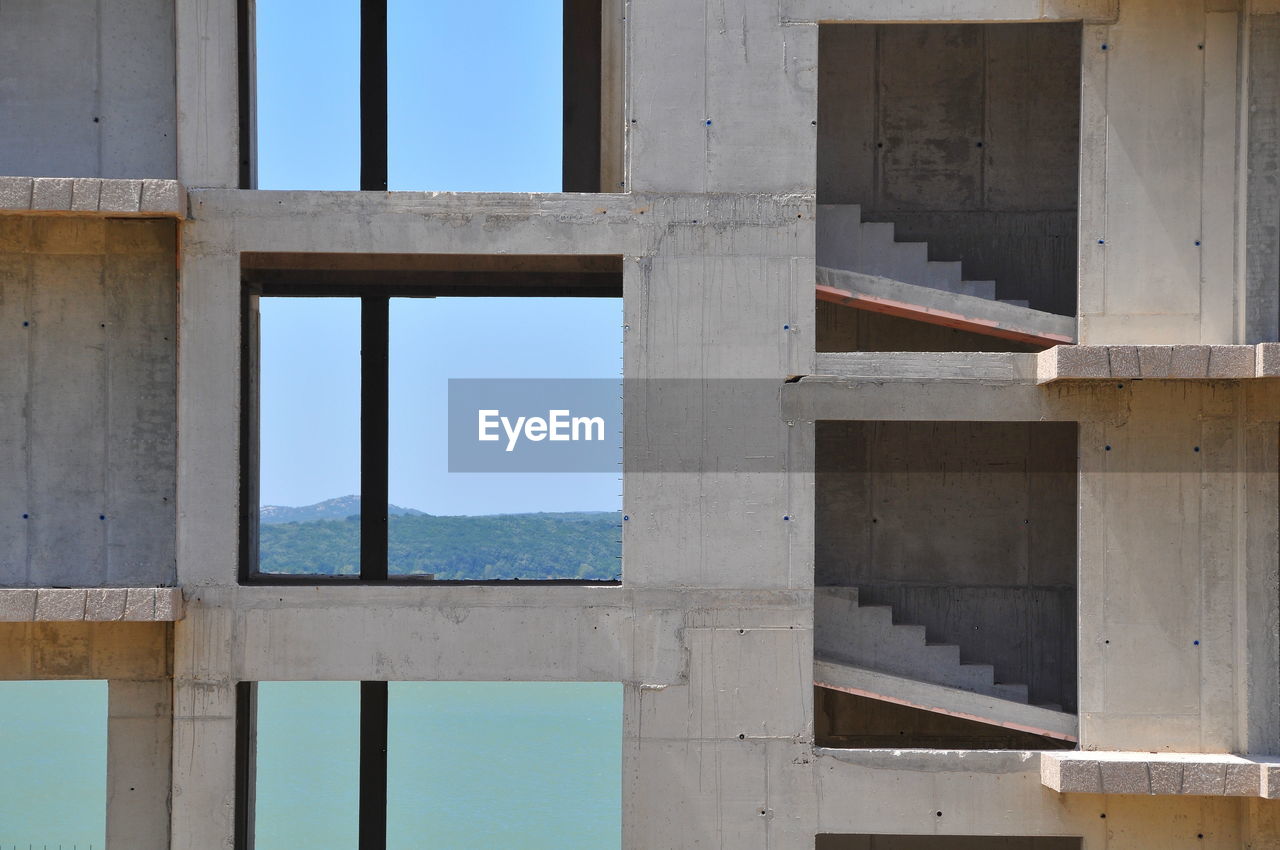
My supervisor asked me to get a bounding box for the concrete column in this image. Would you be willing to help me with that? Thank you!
[1077,383,1246,752]
[176,0,240,187]
[171,604,238,850]
[1078,0,1243,344]
[176,239,242,587]
[107,678,172,850]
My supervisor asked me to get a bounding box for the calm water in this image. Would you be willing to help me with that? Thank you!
[257,681,622,849]
[0,680,620,850]
[0,680,107,849]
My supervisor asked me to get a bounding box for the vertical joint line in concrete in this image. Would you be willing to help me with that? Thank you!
[361,296,389,580]
[360,0,388,191]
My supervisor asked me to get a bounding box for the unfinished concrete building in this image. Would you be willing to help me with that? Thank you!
[3,0,1280,846]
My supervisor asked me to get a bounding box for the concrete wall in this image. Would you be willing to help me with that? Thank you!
[817,23,1080,315]
[1078,1,1241,344]
[0,0,177,179]
[816,421,1077,710]
[0,216,176,587]
[1,0,1278,847]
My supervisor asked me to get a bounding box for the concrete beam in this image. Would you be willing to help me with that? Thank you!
[784,376,1123,422]
[783,0,1118,23]
[1042,751,1280,798]
[813,351,1038,382]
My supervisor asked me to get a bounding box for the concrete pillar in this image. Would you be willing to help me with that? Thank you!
[176,0,241,187]
[1078,0,1243,344]
[1078,383,1248,752]
[107,678,172,850]
[171,604,238,849]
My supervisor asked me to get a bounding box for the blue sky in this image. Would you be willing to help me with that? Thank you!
[255,1,622,515]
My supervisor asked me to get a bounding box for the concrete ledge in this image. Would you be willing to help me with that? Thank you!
[0,177,185,218]
[1038,344,1258,382]
[1041,751,1280,798]
[0,588,184,622]
[817,267,1077,347]
[815,656,1079,742]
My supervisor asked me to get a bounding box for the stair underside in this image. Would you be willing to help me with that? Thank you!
[817,266,1077,348]
[815,655,1079,743]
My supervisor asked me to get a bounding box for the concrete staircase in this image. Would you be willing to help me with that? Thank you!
[817,203,1020,306]
[814,586,1077,740]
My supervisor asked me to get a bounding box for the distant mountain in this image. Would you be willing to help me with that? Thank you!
[257,502,621,580]
[260,496,426,525]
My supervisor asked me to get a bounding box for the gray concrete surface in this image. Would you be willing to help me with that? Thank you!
[0,217,177,588]
[1042,751,1280,799]
[1,0,1279,848]
[0,0,177,180]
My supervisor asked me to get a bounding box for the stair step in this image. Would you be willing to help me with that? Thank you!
[992,682,1030,704]
[891,242,929,286]
[815,205,864,271]
[960,280,997,299]
[923,260,963,290]
[854,225,898,280]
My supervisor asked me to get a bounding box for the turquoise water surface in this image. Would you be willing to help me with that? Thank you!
[0,680,107,849]
[256,681,623,849]
[0,680,619,849]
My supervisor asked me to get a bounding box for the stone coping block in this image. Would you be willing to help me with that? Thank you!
[0,176,185,218]
[1042,751,1280,798]
[0,587,184,622]
[1038,344,1260,382]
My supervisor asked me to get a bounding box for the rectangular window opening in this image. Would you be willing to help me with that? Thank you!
[243,0,621,192]
[241,680,623,848]
[241,254,623,584]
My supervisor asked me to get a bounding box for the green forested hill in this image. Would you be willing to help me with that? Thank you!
[258,511,622,580]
